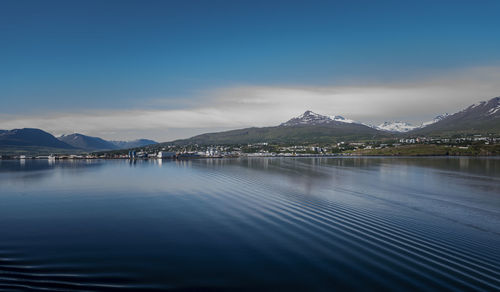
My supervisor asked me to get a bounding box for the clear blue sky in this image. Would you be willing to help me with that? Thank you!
[2,0,500,110]
[1,0,500,140]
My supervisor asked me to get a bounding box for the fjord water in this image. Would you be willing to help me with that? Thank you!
[0,158,499,291]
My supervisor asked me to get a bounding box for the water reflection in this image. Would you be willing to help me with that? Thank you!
[0,157,499,290]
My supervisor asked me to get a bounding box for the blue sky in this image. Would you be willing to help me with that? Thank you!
[1,0,500,140]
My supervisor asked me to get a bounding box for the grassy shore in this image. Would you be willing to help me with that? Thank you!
[351,144,500,156]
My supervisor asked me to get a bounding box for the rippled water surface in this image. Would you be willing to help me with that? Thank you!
[0,157,499,291]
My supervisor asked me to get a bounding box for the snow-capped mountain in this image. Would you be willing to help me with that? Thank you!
[280,111,331,126]
[376,121,417,133]
[412,96,500,135]
[280,110,357,126]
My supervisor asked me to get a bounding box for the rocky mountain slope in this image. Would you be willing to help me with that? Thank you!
[409,97,500,136]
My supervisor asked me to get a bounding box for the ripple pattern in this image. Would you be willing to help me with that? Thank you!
[0,158,499,290]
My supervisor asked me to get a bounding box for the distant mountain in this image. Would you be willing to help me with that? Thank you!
[0,128,75,149]
[410,97,500,136]
[110,139,157,149]
[375,114,450,133]
[59,134,158,151]
[58,133,119,151]
[376,121,418,133]
[165,111,389,145]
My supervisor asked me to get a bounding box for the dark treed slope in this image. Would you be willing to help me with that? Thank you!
[409,97,500,136]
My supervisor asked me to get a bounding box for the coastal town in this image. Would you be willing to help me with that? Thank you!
[3,134,499,160]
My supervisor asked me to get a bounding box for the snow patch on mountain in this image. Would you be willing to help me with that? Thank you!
[488,105,500,115]
[487,99,500,115]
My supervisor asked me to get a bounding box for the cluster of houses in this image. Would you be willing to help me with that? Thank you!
[127,147,229,159]
[399,135,500,145]
[103,135,500,158]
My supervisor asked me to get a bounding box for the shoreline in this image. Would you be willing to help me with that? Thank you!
[2,154,500,161]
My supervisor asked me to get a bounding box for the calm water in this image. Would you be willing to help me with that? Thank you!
[0,157,499,291]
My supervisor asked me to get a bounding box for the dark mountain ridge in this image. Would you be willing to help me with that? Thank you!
[0,128,75,149]
[0,129,157,154]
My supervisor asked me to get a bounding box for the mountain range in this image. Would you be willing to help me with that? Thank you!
[58,133,157,151]
[0,130,157,153]
[165,96,500,145]
[1,96,499,152]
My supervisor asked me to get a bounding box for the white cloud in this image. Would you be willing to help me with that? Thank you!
[1,66,500,142]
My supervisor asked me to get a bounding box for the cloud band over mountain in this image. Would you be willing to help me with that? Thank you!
[1,66,500,141]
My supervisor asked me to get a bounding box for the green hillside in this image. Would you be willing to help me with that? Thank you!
[164,124,391,145]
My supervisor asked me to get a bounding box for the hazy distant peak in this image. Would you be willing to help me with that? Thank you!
[373,113,453,132]
[376,121,417,133]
